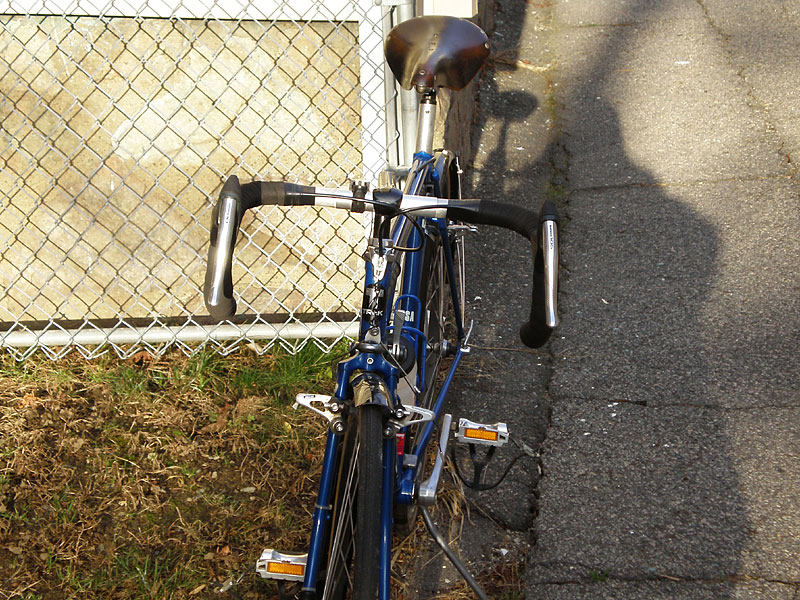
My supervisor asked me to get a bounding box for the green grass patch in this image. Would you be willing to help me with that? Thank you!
[49,489,80,524]
[231,342,341,404]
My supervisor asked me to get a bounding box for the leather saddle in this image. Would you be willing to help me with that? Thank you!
[385,15,489,91]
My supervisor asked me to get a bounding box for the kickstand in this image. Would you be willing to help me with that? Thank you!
[450,442,497,491]
[420,507,490,600]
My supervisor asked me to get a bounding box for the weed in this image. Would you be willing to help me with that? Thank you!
[89,361,150,398]
[1,504,30,524]
[180,349,228,394]
[49,489,79,524]
[231,342,341,404]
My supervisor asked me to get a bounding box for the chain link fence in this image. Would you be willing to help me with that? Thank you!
[0,0,400,359]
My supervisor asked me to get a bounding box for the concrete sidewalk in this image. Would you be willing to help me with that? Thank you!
[460,0,799,598]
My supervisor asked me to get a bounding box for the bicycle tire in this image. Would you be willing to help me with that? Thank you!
[352,404,384,599]
[322,412,357,600]
[419,232,455,406]
[322,404,384,600]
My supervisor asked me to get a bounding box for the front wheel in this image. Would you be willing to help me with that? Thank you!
[323,404,385,600]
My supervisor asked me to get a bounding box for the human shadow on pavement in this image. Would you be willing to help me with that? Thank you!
[411,0,750,597]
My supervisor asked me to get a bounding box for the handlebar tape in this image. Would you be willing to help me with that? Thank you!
[446,199,559,348]
[240,181,316,208]
[204,178,560,341]
[204,177,316,321]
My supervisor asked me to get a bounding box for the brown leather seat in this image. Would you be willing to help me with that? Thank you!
[385,16,489,91]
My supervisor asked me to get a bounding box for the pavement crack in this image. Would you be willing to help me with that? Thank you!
[529,38,570,545]
[530,563,800,586]
[695,0,795,176]
[657,402,800,411]
[550,394,800,411]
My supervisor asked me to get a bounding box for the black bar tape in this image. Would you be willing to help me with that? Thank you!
[240,181,316,207]
[219,173,241,201]
[539,198,559,222]
[444,199,481,222]
[446,199,558,349]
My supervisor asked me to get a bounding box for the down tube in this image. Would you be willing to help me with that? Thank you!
[413,347,463,459]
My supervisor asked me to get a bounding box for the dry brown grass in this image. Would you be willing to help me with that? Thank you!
[0,346,335,599]
[0,346,524,600]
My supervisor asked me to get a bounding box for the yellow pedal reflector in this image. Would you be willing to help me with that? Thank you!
[268,562,304,577]
[464,427,499,442]
[256,549,307,581]
[455,418,509,447]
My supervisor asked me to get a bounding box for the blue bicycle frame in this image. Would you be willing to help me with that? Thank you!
[201,16,560,599]
[300,150,465,599]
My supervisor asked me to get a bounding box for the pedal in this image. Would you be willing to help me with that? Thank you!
[455,418,509,447]
[256,549,307,581]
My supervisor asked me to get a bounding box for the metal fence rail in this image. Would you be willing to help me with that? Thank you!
[0,1,396,359]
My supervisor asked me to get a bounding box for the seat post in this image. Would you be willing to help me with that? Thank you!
[414,90,437,156]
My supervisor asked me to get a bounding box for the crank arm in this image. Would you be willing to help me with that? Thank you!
[417,413,452,506]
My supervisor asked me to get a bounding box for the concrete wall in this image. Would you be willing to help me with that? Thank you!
[0,16,366,325]
[420,0,479,18]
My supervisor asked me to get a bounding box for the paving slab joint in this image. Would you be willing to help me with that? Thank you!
[530,562,800,587]
[526,0,573,548]
[567,173,796,196]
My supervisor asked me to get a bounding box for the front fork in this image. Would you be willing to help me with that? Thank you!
[300,356,398,598]
[300,430,343,599]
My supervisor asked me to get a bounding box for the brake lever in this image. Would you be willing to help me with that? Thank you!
[204,176,243,320]
[541,218,559,328]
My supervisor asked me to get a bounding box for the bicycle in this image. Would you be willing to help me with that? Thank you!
[203,15,559,600]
